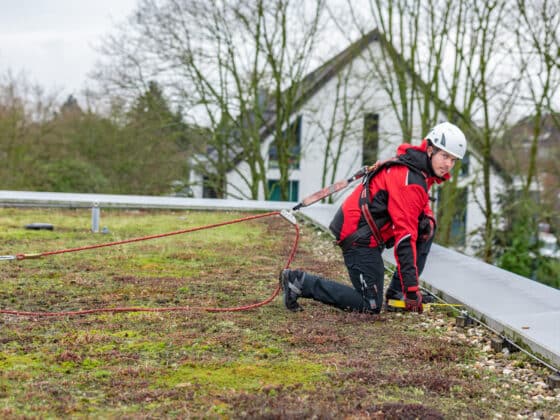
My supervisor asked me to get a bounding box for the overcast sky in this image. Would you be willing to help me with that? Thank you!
[0,0,138,98]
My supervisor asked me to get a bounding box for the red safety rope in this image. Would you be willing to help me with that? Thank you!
[1,211,300,317]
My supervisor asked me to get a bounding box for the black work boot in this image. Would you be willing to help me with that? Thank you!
[385,287,435,307]
[384,288,404,312]
[385,287,402,302]
[280,269,304,312]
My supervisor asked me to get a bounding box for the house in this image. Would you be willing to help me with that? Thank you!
[499,113,560,227]
[189,30,506,255]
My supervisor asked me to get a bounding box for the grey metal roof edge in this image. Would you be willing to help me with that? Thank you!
[0,191,296,212]
[416,244,560,370]
[420,283,560,369]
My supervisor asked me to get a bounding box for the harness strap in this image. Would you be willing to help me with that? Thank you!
[359,187,385,246]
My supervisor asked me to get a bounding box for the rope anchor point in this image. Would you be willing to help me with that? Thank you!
[280,209,298,225]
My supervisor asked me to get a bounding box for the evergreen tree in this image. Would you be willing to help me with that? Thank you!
[118,81,190,194]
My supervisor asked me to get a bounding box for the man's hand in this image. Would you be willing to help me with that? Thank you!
[419,215,436,242]
[404,291,423,313]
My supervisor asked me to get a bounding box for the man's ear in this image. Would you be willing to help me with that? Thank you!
[426,145,433,158]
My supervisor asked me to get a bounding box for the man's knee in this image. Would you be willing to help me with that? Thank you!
[368,300,381,314]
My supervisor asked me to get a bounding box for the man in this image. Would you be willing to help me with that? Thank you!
[281,122,467,314]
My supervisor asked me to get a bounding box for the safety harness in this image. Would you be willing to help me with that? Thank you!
[337,156,429,251]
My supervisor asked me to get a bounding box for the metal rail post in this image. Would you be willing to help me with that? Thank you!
[91,202,100,233]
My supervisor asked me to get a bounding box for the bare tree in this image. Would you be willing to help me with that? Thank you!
[513,0,560,193]
[94,0,332,201]
[319,70,367,202]
[336,0,521,261]
[335,0,477,248]
[454,0,517,261]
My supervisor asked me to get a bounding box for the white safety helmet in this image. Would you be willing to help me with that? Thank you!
[425,122,467,159]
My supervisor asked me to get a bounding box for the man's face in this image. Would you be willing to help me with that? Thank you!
[428,146,457,177]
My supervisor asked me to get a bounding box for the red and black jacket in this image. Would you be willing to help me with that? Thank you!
[329,140,449,295]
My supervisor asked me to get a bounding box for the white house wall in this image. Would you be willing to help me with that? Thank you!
[226,159,253,200]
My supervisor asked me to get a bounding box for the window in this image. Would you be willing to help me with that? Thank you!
[267,179,299,202]
[268,115,302,169]
[437,187,467,246]
[268,145,279,168]
[202,176,218,198]
[363,113,379,166]
[458,151,470,177]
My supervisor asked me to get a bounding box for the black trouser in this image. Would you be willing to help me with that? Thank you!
[298,246,385,314]
[387,233,434,295]
[297,234,434,313]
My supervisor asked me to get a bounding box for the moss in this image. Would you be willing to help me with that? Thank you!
[81,358,102,370]
[0,353,44,371]
[54,361,77,374]
[92,369,112,379]
[126,341,167,354]
[159,358,326,391]
[111,330,140,339]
